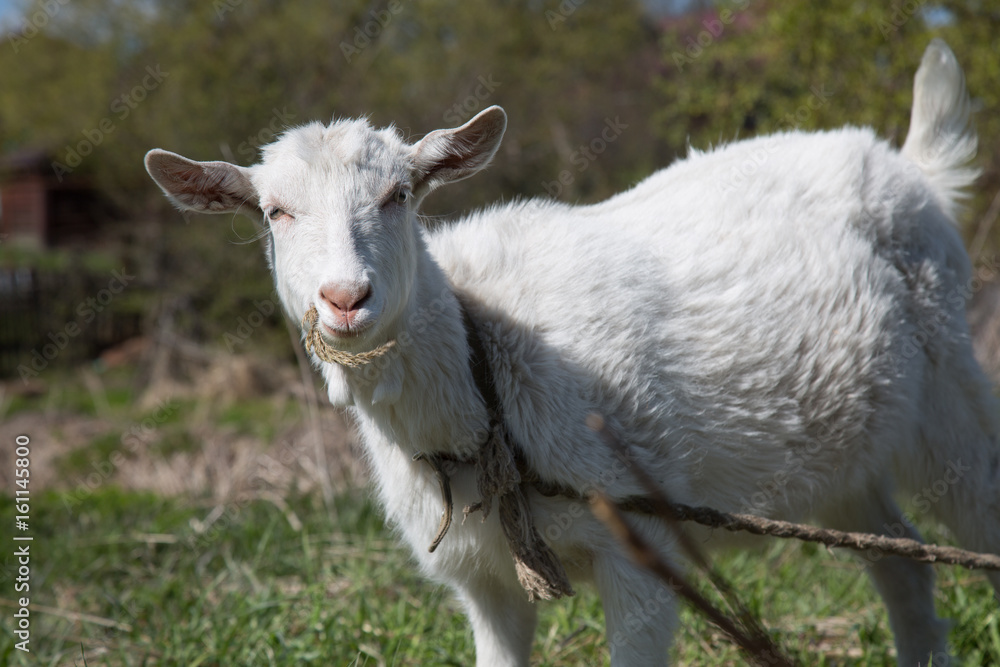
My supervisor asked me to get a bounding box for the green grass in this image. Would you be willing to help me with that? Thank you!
[3,366,138,420]
[0,489,997,666]
[55,433,125,478]
[215,399,304,442]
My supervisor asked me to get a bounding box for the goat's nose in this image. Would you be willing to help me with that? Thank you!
[320,281,371,326]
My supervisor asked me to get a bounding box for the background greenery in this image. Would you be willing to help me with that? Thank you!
[1,0,999,357]
[2,1,1000,665]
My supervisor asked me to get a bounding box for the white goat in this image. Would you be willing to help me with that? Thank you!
[145,40,1000,666]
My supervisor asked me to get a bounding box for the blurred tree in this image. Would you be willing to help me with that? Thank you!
[0,0,661,215]
[8,0,995,354]
[656,0,1000,254]
[0,0,662,351]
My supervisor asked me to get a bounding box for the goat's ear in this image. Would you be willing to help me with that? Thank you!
[410,105,506,198]
[144,149,259,215]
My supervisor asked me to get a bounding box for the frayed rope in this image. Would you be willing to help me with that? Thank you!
[461,419,575,602]
[301,305,396,368]
[303,299,573,601]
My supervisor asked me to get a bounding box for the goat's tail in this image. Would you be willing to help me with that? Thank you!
[901,39,978,215]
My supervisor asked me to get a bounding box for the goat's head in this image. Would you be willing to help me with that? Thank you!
[144,106,506,351]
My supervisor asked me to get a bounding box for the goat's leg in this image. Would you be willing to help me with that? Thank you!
[925,443,1000,599]
[457,576,537,667]
[594,545,678,666]
[818,481,950,667]
[911,361,1000,599]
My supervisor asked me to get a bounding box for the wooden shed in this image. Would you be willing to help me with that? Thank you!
[0,149,106,247]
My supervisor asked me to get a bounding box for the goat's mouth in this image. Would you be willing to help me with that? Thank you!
[302,304,395,367]
[310,305,378,341]
[309,298,380,344]
[321,321,373,340]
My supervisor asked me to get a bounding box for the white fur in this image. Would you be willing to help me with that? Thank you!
[145,40,1000,667]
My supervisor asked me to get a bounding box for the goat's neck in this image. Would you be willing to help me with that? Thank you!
[320,240,487,457]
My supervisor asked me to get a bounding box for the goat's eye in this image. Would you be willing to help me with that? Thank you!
[385,188,411,207]
[266,206,289,221]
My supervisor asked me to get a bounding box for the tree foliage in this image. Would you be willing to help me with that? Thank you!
[0,0,661,217]
[1,1,998,358]
[658,0,1000,251]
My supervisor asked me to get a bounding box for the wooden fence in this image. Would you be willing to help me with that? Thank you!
[0,264,144,380]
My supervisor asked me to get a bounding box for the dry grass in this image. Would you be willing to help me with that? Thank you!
[0,340,365,503]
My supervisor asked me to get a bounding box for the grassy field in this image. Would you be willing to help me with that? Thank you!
[1,365,999,665]
[0,487,998,666]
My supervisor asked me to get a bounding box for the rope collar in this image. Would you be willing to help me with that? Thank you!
[300,295,650,601]
[301,305,396,368]
[439,297,574,601]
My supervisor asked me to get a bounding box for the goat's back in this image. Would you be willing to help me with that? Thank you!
[428,126,974,518]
